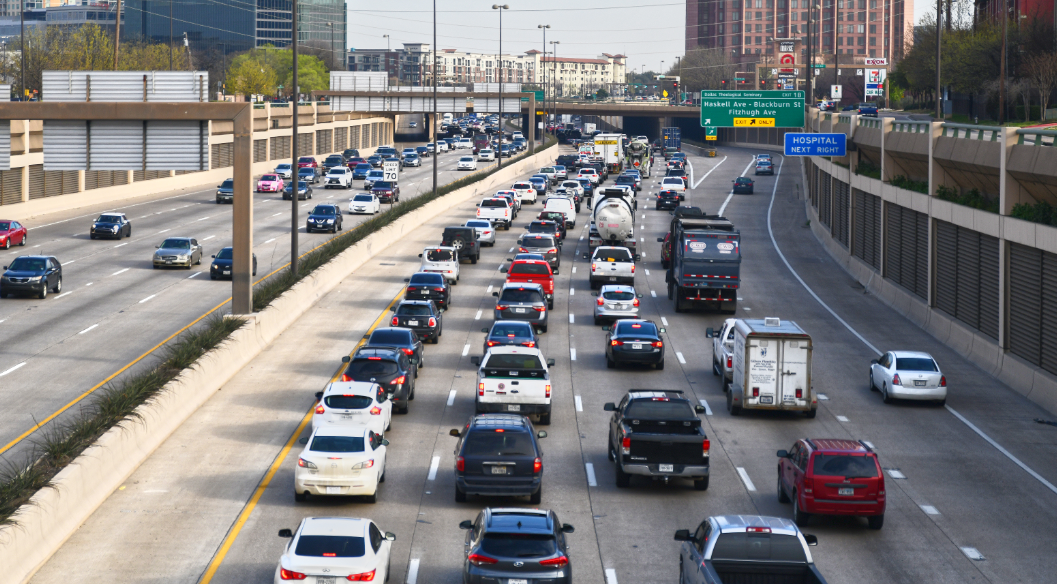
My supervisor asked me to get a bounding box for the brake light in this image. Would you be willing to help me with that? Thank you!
[892,374,902,386]
[523,341,536,347]
[476,209,481,216]
[597,297,604,306]
[456,456,465,471]
[533,306,546,312]
[479,383,485,396]
[591,263,597,271]
[400,348,414,356]
[428,317,437,327]
[611,340,623,346]
[631,265,635,274]
[703,439,711,457]
[726,356,732,369]
[315,404,326,414]
[519,247,528,252]
[533,457,542,473]
[391,376,406,385]
[407,287,416,292]
[497,305,509,311]
[651,341,663,347]
[540,556,569,567]
[367,357,382,360]
[621,436,631,455]
[545,384,551,398]
[752,387,760,398]
[346,569,376,581]
[940,376,946,387]
[433,287,445,292]
[633,298,639,307]
[297,458,317,469]
[369,406,381,415]
[548,248,557,254]
[487,340,498,347]
[795,388,803,399]
[391,317,399,326]
[280,568,308,580]
[467,554,498,566]
[746,526,771,534]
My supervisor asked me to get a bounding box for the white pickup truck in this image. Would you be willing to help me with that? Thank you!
[470,347,557,425]
[476,197,514,229]
[707,318,737,385]
[586,245,637,289]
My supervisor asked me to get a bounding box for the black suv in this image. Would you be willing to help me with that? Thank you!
[322,154,345,172]
[306,204,343,233]
[449,414,548,503]
[441,226,481,264]
[341,348,416,413]
[459,507,574,584]
[657,189,682,210]
[404,272,451,309]
[364,327,425,372]
[391,300,443,343]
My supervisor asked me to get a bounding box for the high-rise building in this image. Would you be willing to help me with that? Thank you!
[686,0,913,64]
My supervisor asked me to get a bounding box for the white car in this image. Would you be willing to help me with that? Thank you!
[512,181,537,204]
[324,166,352,189]
[588,245,636,288]
[578,168,600,186]
[496,189,521,211]
[294,426,389,502]
[559,180,584,199]
[869,351,947,405]
[275,517,394,584]
[478,148,496,161]
[458,156,478,171]
[707,318,737,383]
[436,141,450,152]
[274,163,293,179]
[419,246,460,284]
[349,192,381,215]
[426,142,438,153]
[312,381,392,436]
[457,137,473,149]
[464,219,496,246]
[660,176,687,193]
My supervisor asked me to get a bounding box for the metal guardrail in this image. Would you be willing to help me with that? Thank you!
[1016,128,1057,146]
[941,122,999,141]
[858,118,881,129]
[892,120,930,133]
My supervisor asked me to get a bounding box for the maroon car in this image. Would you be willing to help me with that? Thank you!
[296,156,317,169]
[777,438,886,530]
[0,220,27,249]
[371,181,401,203]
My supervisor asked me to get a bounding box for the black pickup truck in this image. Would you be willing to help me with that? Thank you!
[555,154,580,171]
[675,515,828,584]
[603,390,710,490]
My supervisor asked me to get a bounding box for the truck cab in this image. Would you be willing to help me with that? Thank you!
[662,214,740,314]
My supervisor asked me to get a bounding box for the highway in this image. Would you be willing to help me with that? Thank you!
[26,143,1057,584]
[0,145,499,461]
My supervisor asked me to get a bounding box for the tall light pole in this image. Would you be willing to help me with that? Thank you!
[432,0,438,198]
[383,34,390,81]
[538,24,549,140]
[936,0,943,119]
[493,4,509,168]
[169,0,174,71]
[290,0,300,276]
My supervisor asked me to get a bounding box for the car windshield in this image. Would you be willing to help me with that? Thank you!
[374,182,393,189]
[369,330,411,346]
[326,156,343,163]
[409,274,444,285]
[8,257,45,271]
[293,181,308,189]
[616,177,634,183]
[813,454,879,478]
[310,435,365,452]
[215,248,233,260]
[311,206,336,215]
[426,249,455,262]
[97,215,122,223]
[510,263,550,275]
[353,194,374,201]
[480,533,557,558]
[345,359,400,378]
[499,289,542,303]
[463,431,534,457]
[460,157,474,162]
[595,248,633,262]
[298,168,314,174]
[294,535,365,558]
[160,239,191,249]
[711,533,808,563]
[540,167,555,173]
[396,304,432,316]
[896,357,937,371]
[328,168,347,174]
[298,157,314,163]
[276,164,291,170]
[602,290,635,301]
[614,321,657,336]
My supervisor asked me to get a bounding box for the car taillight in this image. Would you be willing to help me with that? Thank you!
[467,554,498,567]
[280,568,307,580]
[428,317,437,327]
[433,287,445,292]
[752,387,760,398]
[315,404,325,414]
[519,247,528,252]
[346,569,376,581]
[702,439,711,457]
[478,383,485,396]
[340,374,352,382]
[533,306,546,312]
[533,457,542,473]
[391,376,405,385]
[591,263,597,271]
[407,286,417,292]
[726,356,732,369]
[539,555,569,568]
[487,340,499,347]
[548,248,557,254]
[631,264,636,273]
[297,458,317,469]
[401,348,414,355]
[497,305,509,311]
[476,209,481,216]
[611,340,623,346]
[597,297,604,306]
[892,374,902,386]
[621,436,631,455]
[632,298,640,307]
[651,341,663,347]
[523,341,536,347]
[795,388,803,399]
[369,406,382,415]
[456,456,465,471]
[940,376,946,387]
[391,317,399,326]
[545,384,551,398]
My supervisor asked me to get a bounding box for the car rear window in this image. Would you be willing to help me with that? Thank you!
[615,321,657,336]
[527,222,555,234]
[344,359,399,378]
[481,199,507,208]
[369,330,411,346]
[355,164,372,170]
[602,290,635,301]
[463,432,535,457]
[295,535,366,558]
[896,358,937,371]
[426,249,455,262]
[479,533,557,558]
[625,400,693,420]
[491,323,532,337]
[595,249,632,262]
[324,394,374,409]
[513,182,532,189]
[466,221,490,228]
[409,273,444,285]
[374,181,393,189]
[510,263,550,275]
[812,454,879,478]
[298,157,314,163]
[311,435,365,452]
[397,304,432,316]
[484,353,544,369]
[711,533,808,563]
[520,237,556,249]
[98,214,123,222]
[160,238,191,249]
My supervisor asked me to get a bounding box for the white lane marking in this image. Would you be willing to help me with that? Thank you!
[56,291,74,299]
[605,569,618,584]
[197,216,210,221]
[743,307,752,311]
[85,282,93,287]
[579,235,584,241]
[642,214,646,219]
[737,467,757,491]
[202,235,215,241]
[508,246,514,252]
[717,158,758,216]
[699,399,712,415]
[575,395,583,412]
[640,237,644,242]
[862,440,876,450]
[569,314,575,324]
[406,558,421,584]
[961,547,985,561]
[157,229,170,234]
[585,463,598,487]
[645,269,650,276]
[0,319,5,324]
[114,242,128,248]
[112,268,129,276]
[462,344,470,356]
[486,285,493,294]
[447,390,457,406]
[497,264,505,272]
[138,294,156,304]
[572,266,577,274]
[64,259,76,265]
[692,155,728,189]
[570,287,575,296]
[427,456,441,480]
[187,272,201,279]
[0,362,27,377]
[661,317,669,326]
[945,405,1057,495]
[676,352,686,364]
[78,324,98,335]
[650,290,656,297]
[570,348,577,361]
[887,469,907,479]
[921,505,940,515]
[264,237,277,244]
[817,393,829,401]
[836,415,849,422]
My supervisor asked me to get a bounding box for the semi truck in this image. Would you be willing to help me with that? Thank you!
[593,133,624,174]
[590,188,636,251]
[662,214,740,313]
[626,139,652,178]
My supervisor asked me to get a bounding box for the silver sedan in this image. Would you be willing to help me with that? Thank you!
[464,219,496,246]
[869,350,947,405]
[593,284,641,325]
[153,237,203,269]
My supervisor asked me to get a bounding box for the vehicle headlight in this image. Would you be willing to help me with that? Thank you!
[30,275,43,282]
[112,226,120,232]
[326,219,334,224]
[177,254,189,260]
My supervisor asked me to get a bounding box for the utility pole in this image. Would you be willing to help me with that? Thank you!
[935,0,943,119]
[493,5,508,168]
[169,0,174,71]
[538,24,549,141]
[113,0,123,70]
[432,0,438,198]
[19,0,24,99]
[291,0,300,276]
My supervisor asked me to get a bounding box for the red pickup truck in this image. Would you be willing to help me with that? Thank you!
[500,259,555,309]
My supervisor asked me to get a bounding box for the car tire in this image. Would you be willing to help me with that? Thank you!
[803,409,817,419]
[364,491,377,504]
[529,485,542,504]
[539,410,551,425]
[38,284,47,299]
[606,356,615,369]
[777,475,790,503]
[53,277,61,294]
[793,493,811,527]
[454,485,467,503]
[294,491,307,502]
[867,515,885,530]
[594,316,601,326]
[656,359,665,370]
[726,389,742,416]
[713,358,720,376]
[694,476,709,491]
[869,370,878,391]
[540,325,548,333]
[20,233,26,246]
[399,402,409,415]
[615,462,631,488]
[608,434,616,461]
[882,383,893,404]
[471,254,478,264]
[210,273,217,280]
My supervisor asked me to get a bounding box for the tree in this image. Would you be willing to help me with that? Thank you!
[228,57,277,96]
[666,48,736,93]
[1025,52,1057,120]
[596,87,608,99]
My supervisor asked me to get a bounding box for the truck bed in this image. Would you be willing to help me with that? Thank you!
[708,561,826,584]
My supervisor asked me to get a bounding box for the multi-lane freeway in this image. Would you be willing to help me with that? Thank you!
[21,139,1057,584]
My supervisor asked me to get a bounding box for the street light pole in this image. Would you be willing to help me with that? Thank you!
[432,0,438,198]
[493,5,509,168]
[169,0,173,71]
[383,34,390,81]
[936,0,943,120]
[291,0,300,276]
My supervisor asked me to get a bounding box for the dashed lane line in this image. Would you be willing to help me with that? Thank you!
[737,467,757,491]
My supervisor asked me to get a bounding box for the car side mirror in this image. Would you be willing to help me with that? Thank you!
[492,292,499,297]
[449,429,461,437]
[500,267,508,273]
[315,391,324,400]
[547,358,555,367]
[659,328,666,333]
[602,326,611,332]
[695,405,707,414]
[385,532,397,541]
[803,534,818,546]
[561,523,575,533]
[155,245,160,248]
[537,431,548,439]
[634,254,641,261]
[278,529,294,538]
[410,358,419,365]
[298,437,309,445]
[382,439,390,446]
[870,359,879,365]
[637,294,644,298]
[656,237,664,242]
[390,306,396,312]
[706,327,715,338]
[673,529,692,541]
[777,449,789,458]
[211,254,216,258]
[459,520,474,530]
[342,356,351,363]
[603,402,616,411]
[403,278,410,282]
[418,253,423,257]
[470,356,481,366]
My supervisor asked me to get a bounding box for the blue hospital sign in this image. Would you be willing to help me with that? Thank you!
[784,133,847,157]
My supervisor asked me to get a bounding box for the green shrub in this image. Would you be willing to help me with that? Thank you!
[936,185,999,213]
[855,158,881,179]
[1011,200,1057,227]
[890,175,929,194]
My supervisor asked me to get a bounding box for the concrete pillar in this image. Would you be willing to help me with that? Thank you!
[20,164,27,203]
[879,117,896,182]
[998,127,1022,215]
[77,170,85,193]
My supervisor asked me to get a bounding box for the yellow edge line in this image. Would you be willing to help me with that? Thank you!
[197,286,406,584]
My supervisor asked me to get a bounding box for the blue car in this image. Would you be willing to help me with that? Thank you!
[576,178,594,197]
[528,175,548,198]
[416,145,430,158]
[352,163,372,180]
[1,255,63,299]
[306,204,343,233]
[297,167,318,184]
[209,247,257,280]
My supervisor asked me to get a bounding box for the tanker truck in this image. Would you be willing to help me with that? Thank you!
[626,139,652,178]
[588,188,637,252]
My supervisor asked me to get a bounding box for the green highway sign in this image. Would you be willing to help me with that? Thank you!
[811,64,826,68]
[699,90,806,128]
[520,90,545,102]
[734,78,745,81]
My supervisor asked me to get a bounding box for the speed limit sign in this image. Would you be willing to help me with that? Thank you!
[383,160,399,182]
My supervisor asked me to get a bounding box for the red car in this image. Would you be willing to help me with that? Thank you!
[296,156,317,169]
[0,220,27,249]
[777,438,886,530]
[501,259,555,308]
[346,157,367,168]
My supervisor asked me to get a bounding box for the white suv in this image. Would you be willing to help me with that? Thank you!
[512,181,537,204]
[419,246,460,284]
[324,166,352,189]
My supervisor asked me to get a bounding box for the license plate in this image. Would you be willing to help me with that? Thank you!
[491,466,507,475]
[914,380,926,386]
[326,486,342,495]
[632,343,642,350]
[659,464,674,473]
[341,414,356,420]
[515,308,526,313]
[408,320,419,326]
[760,396,774,404]
[317,578,336,584]
[839,487,854,496]
[609,276,617,281]
[420,290,429,294]
[507,404,520,412]
[508,580,528,584]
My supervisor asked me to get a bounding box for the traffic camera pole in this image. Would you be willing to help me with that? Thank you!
[290,0,299,276]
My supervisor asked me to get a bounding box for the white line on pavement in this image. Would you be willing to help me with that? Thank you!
[427,456,441,480]
[569,314,574,324]
[509,246,514,252]
[676,352,686,364]
[645,269,650,276]
[139,294,156,304]
[887,469,907,479]
[79,324,98,335]
[570,287,575,296]
[717,158,758,216]
[650,290,656,297]
[157,229,170,234]
[945,405,1057,495]
[114,242,128,248]
[112,268,129,276]
[585,463,597,487]
[406,559,421,584]
[56,291,74,299]
[737,467,757,491]
[570,348,577,361]
[572,266,576,273]
[486,285,493,294]
[699,399,712,415]
[202,235,215,241]
[85,282,93,286]
[462,344,470,356]
[817,393,829,400]
[605,568,618,584]
[64,259,76,265]
[692,155,728,189]
[921,505,940,515]
[836,415,849,422]
[575,395,583,412]
[0,362,26,377]
[661,317,669,326]
[197,216,210,221]
[187,272,201,279]
[961,547,985,561]
[447,390,457,406]
[264,238,276,244]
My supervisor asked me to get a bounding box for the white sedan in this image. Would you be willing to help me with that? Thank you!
[458,156,478,171]
[312,381,392,436]
[275,517,394,583]
[294,426,388,502]
[660,176,687,192]
[464,219,496,246]
[869,351,947,405]
[478,148,496,161]
[348,193,381,214]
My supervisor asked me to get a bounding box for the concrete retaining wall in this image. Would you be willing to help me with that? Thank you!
[0,144,559,584]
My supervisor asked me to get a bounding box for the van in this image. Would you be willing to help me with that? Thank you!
[727,318,815,417]
[542,197,576,228]
[418,246,460,284]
